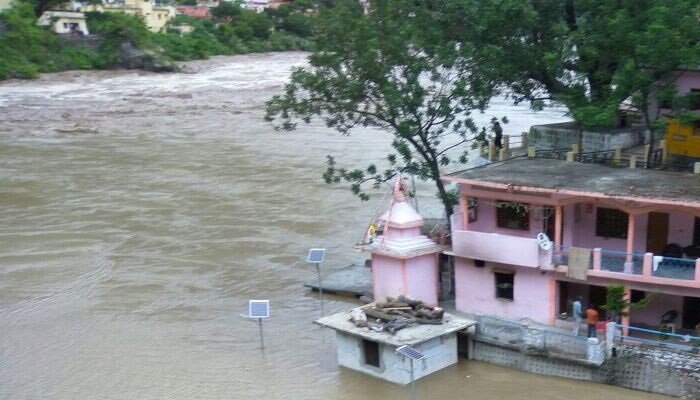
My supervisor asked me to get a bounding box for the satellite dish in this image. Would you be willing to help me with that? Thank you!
[537,232,553,251]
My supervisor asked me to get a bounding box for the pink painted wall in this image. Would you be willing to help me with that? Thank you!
[560,205,696,254]
[405,254,438,306]
[465,202,542,239]
[628,293,684,328]
[372,254,438,305]
[452,230,541,268]
[372,255,403,302]
[648,70,700,118]
[454,258,553,325]
[385,227,420,240]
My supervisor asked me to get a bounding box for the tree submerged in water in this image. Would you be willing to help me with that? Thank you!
[265,0,497,225]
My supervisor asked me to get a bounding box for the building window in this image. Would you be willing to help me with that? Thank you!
[496,201,529,231]
[494,271,514,300]
[362,339,380,367]
[595,207,628,239]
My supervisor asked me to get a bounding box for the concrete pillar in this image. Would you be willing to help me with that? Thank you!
[554,205,563,247]
[593,248,602,271]
[503,136,510,153]
[642,253,653,277]
[549,278,557,326]
[488,142,495,161]
[566,151,574,162]
[629,155,637,169]
[624,213,635,273]
[460,193,468,231]
[621,287,631,336]
[694,162,700,174]
[521,132,528,148]
[660,139,668,163]
[586,337,602,364]
[478,142,485,157]
[605,321,617,358]
[499,148,506,161]
[527,146,536,158]
[644,144,651,164]
[614,146,622,164]
[571,143,580,154]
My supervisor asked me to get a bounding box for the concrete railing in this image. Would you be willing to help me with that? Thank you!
[452,230,549,268]
[590,248,700,284]
[475,314,605,365]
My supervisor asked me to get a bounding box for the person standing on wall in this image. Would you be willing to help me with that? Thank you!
[586,304,599,338]
[492,119,503,149]
[572,296,583,336]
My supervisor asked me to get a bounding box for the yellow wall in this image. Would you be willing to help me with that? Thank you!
[666,119,700,158]
[84,1,174,33]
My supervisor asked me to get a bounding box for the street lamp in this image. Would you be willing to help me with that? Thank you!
[307,248,326,317]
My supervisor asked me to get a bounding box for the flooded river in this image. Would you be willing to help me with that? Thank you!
[0,52,670,400]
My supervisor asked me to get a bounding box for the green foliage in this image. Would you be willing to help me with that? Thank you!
[451,0,700,131]
[0,2,314,80]
[266,0,498,223]
[0,3,100,79]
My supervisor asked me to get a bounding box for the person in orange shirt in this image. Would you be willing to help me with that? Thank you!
[586,304,599,338]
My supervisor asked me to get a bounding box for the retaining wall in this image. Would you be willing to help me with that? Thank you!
[528,122,641,152]
[468,335,700,399]
[595,343,700,399]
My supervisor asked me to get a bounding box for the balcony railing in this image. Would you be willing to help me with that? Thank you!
[653,256,697,280]
[453,231,700,285]
[599,249,644,275]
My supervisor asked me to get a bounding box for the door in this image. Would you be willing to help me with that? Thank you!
[646,212,669,254]
[558,281,569,316]
[682,297,700,330]
[589,285,607,318]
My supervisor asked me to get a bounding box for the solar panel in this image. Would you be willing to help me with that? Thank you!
[307,248,326,263]
[248,300,270,318]
[396,345,425,361]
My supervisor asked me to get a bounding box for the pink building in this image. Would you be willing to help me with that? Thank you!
[443,157,700,334]
[357,180,445,306]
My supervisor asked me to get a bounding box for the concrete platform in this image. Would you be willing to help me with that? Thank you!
[303,263,371,298]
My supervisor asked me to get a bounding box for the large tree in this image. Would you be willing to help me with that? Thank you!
[448,0,700,134]
[265,0,495,224]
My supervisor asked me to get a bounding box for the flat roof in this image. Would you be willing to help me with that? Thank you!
[316,309,475,347]
[443,158,700,207]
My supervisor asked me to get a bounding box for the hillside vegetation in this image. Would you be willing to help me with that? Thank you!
[0,0,315,80]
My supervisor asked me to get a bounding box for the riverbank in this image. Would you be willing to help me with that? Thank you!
[0,3,312,80]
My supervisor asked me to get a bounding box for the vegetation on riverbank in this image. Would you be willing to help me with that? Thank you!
[0,0,316,80]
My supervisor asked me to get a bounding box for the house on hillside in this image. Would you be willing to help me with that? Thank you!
[84,0,176,33]
[651,69,700,162]
[443,156,700,335]
[175,5,211,19]
[37,11,89,35]
[0,0,13,12]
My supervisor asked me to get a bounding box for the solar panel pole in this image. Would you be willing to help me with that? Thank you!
[316,262,324,317]
[258,318,265,350]
[409,358,416,400]
[307,249,326,318]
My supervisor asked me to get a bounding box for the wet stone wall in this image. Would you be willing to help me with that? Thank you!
[594,344,700,400]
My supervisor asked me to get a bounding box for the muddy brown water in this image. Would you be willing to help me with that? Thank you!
[0,52,670,399]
